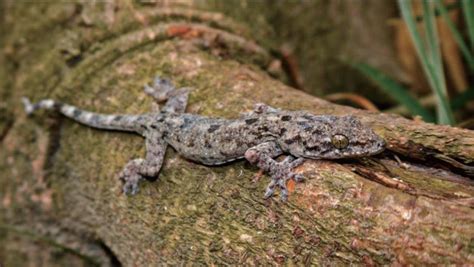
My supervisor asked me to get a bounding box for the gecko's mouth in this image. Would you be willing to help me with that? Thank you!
[374,138,386,153]
[356,138,386,157]
[315,138,386,159]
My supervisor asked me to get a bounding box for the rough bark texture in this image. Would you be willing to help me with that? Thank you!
[1,2,473,266]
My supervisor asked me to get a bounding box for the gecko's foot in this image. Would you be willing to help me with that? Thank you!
[252,103,280,114]
[144,76,175,102]
[121,174,141,195]
[119,159,145,195]
[264,157,305,201]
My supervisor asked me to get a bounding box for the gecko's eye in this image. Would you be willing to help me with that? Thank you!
[331,134,349,149]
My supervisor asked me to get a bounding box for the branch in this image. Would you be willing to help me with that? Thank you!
[1,2,473,266]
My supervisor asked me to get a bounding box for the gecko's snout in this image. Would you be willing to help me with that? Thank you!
[372,136,386,155]
[379,139,386,148]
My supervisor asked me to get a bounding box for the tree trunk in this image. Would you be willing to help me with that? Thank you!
[1,2,473,266]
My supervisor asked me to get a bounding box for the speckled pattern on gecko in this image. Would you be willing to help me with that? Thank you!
[22,77,385,201]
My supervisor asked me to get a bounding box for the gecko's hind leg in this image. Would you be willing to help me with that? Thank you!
[144,76,189,113]
[120,132,167,195]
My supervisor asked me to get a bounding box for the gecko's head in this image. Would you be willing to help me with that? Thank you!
[278,114,385,159]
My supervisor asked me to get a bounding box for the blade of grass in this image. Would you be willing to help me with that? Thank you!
[398,0,454,124]
[415,1,460,22]
[353,63,435,122]
[461,0,474,50]
[398,0,436,86]
[423,1,446,90]
[422,1,453,124]
[436,0,474,72]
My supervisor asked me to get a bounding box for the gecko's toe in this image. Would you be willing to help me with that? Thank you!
[130,183,139,195]
[153,76,174,90]
[143,84,155,95]
[293,174,305,182]
[153,76,167,85]
[120,172,142,196]
[263,189,274,199]
[278,179,289,201]
[263,176,293,201]
[144,76,176,101]
[122,182,139,195]
[21,97,35,115]
[263,179,277,199]
[263,172,304,201]
[121,175,137,195]
[289,158,305,168]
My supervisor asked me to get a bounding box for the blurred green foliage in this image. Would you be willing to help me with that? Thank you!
[356,0,474,125]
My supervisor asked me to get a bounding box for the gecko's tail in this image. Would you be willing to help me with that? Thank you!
[22,97,145,133]
[22,97,37,115]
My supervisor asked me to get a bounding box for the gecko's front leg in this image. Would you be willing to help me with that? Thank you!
[144,76,189,113]
[245,142,304,201]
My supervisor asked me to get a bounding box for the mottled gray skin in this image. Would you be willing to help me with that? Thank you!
[22,77,385,201]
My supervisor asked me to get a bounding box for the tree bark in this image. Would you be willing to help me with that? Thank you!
[1,2,473,266]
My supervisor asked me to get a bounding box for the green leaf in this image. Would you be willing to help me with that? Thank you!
[461,0,474,51]
[353,63,435,122]
[398,0,454,125]
[436,0,474,72]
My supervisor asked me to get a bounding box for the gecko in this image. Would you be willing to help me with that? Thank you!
[22,77,385,201]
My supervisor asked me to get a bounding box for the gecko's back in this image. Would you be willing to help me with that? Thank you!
[162,113,272,165]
